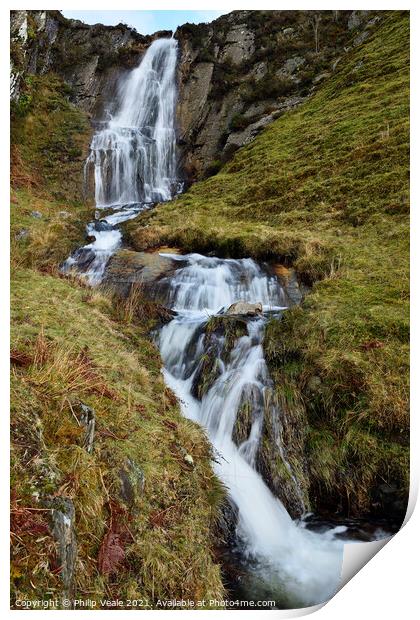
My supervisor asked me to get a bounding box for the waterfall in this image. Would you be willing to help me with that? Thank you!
[63,38,179,284]
[157,253,347,607]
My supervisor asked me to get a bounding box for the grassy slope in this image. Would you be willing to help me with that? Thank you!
[11,77,225,606]
[128,12,409,516]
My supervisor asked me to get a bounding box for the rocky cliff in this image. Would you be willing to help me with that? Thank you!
[174,10,383,179]
[11,10,383,179]
[10,10,169,118]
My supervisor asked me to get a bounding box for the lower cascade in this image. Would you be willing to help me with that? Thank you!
[157,253,347,607]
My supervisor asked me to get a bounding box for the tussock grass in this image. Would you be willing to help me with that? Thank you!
[11,268,226,606]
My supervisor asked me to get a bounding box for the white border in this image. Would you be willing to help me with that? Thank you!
[2,2,417,618]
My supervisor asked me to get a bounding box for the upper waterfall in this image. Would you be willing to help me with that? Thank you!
[86,37,178,208]
[63,38,179,284]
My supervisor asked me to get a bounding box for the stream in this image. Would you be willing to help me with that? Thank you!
[62,36,389,608]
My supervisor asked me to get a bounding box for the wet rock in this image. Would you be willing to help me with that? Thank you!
[232,384,262,447]
[227,301,262,316]
[103,248,180,299]
[49,497,77,602]
[372,483,407,522]
[217,496,239,547]
[10,10,156,113]
[191,316,248,400]
[256,389,308,519]
[271,264,307,305]
[93,219,114,232]
[70,247,96,270]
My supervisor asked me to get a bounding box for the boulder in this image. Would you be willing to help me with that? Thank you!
[226,301,262,316]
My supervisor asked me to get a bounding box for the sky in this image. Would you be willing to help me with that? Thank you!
[62,11,227,35]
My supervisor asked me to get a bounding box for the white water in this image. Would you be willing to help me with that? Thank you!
[62,38,179,284]
[158,254,346,607]
[62,36,351,607]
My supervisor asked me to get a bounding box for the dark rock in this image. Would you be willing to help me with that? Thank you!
[70,247,96,270]
[348,10,370,30]
[93,219,114,232]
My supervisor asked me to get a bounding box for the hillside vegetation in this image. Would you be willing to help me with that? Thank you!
[11,75,225,607]
[127,12,410,516]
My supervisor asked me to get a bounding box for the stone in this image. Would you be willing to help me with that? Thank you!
[119,458,145,509]
[49,497,77,602]
[223,113,277,156]
[79,402,95,454]
[104,248,180,299]
[278,55,305,75]
[226,301,263,316]
[250,61,267,81]
[282,27,295,37]
[93,219,114,232]
[332,57,342,72]
[313,72,331,85]
[184,454,194,466]
[30,210,42,219]
[220,25,255,66]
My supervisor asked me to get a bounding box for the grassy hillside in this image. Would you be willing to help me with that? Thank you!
[11,76,225,607]
[127,12,410,517]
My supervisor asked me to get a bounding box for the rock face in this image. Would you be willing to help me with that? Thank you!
[175,9,381,179]
[50,498,77,604]
[11,10,382,179]
[10,10,168,116]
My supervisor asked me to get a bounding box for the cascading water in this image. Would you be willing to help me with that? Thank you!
[157,253,348,608]
[63,37,179,284]
[60,35,388,609]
